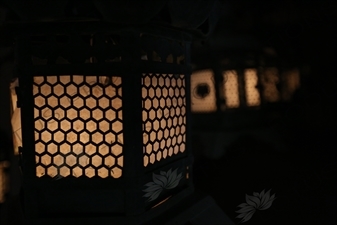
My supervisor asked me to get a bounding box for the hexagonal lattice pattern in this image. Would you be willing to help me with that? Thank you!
[142,73,186,167]
[244,69,261,106]
[33,75,123,178]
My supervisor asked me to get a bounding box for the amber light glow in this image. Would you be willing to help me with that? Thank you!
[151,196,172,208]
[244,69,261,106]
[31,75,124,179]
[190,70,216,113]
[223,70,240,108]
[142,73,186,167]
[10,79,21,155]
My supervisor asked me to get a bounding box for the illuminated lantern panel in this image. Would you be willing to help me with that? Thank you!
[189,67,300,112]
[260,67,280,102]
[0,161,9,203]
[33,75,123,179]
[10,79,22,156]
[223,70,240,108]
[282,68,300,101]
[142,73,186,167]
[244,69,261,106]
[190,70,217,113]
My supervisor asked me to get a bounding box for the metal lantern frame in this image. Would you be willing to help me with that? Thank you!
[9,21,194,223]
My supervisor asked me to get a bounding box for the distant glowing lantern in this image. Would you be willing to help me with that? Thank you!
[9,23,193,223]
[190,52,301,113]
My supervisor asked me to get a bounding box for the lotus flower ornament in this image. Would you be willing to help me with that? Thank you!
[236,189,276,223]
[143,168,183,202]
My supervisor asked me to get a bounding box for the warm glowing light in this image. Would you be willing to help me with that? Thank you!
[142,73,186,167]
[244,69,261,106]
[223,70,240,108]
[151,196,172,208]
[282,69,300,101]
[32,75,123,178]
[261,67,280,102]
[190,70,217,113]
[10,79,21,155]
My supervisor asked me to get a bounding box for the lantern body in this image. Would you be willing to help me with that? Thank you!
[11,23,193,221]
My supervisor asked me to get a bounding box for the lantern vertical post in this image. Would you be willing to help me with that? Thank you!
[119,32,146,215]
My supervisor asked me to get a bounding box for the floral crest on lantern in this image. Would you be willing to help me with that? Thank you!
[236,189,276,223]
[143,168,183,202]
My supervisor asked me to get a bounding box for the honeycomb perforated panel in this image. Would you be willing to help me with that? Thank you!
[33,75,124,178]
[244,69,261,106]
[223,70,240,108]
[142,73,186,167]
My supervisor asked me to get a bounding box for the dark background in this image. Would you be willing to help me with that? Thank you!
[191,0,336,224]
[0,0,336,224]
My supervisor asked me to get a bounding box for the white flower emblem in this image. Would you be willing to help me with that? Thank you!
[236,189,276,223]
[143,168,183,202]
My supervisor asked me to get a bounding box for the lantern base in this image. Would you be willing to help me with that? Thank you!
[147,191,235,225]
[22,190,234,225]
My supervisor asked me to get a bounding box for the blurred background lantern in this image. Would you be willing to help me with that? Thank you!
[190,34,303,158]
[191,36,301,113]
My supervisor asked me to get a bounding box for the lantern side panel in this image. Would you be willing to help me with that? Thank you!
[223,70,240,108]
[244,69,261,107]
[142,73,186,167]
[190,70,217,113]
[33,75,124,179]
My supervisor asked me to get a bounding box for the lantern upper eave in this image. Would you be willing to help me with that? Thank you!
[1,0,222,40]
[3,20,195,41]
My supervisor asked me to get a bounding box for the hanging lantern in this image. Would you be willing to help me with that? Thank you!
[8,21,194,223]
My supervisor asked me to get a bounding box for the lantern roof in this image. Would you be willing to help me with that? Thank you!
[0,0,222,39]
